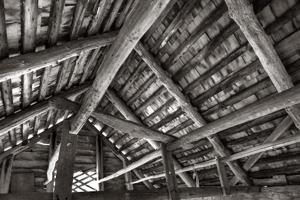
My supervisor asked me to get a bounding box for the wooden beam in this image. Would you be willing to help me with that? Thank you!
[0,32,116,82]
[0,156,13,193]
[47,0,65,46]
[52,97,175,143]
[97,150,161,184]
[225,0,300,129]
[216,157,229,195]
[54,120,78,200]
[106,89,196,187]
[96,135,104,191]
[0,186,263,200]
[161,144,180,200]
[70,0,174,135]
[168,84,300,151]
[230,116,293,185]
[131,134,300,184]
[134,41,251,185]
[46,130,57,192]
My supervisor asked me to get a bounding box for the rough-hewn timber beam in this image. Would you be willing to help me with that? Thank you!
[0,32,116,82]
[168,84,300,151]
[224,0,300,129]
[106,89,196,187]
[134,42,251,185]
[0,186,262,200]
[70,0,174,135]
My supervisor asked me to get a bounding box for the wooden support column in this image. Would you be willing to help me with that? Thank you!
[161,144,180,200]
[106,89,195,187]
[54,120,78,200]
[46,130,57,192]
[134,42,251,185]
[0,156,13,193]
[224,0,300,129]
[70,0,173,135]
[216,157,229,196]
[123,160,133,191]
[96,135,104,191]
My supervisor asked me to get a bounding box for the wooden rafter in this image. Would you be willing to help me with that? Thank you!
[225,0,300,129]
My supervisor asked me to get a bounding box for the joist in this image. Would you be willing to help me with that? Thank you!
[70,0,174,135]
[0,32,116,82]
[168,84,300,151]
[123,160,133,191]
[134,42,251,185]
[106,89,196,187]
[216,157,230,195]
[0,156,13,193]
[225,0,300,129]
[96,135,104,191]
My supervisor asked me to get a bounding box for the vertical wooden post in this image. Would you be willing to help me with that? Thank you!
[0,155,14,193]
[161,144,180,200]
[216,157,230,196]
[96,135,104,191]
[53,120,77,200]
[123,160,133,191]
[46,131,57,192]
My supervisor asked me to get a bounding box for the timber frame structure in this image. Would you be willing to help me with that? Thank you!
[0,0,300,199]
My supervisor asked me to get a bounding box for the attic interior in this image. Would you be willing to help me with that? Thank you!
[0,0,300,199]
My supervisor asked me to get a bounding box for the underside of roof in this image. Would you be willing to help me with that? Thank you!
[0,0,300,198]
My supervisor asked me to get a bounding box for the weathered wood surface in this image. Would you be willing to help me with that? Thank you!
[135,41,251,185]
[70,0,174,135]
[0,32,116,82]
[168,84,300,150]
[216,157,229,195]
[54,120,78,200]
[161,144,180,200]
[0,156,13,193]
[53,97,175,143]
[131,134,300,184]
[225,0,300,129]
[0,186,262,200]
[96,135,104,191]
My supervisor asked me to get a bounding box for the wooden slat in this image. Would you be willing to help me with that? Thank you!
[47,0,65,46]
[161,144,180,200]
[103,0,124,32]
[54,120,78,200]
[87,0,110,36]
[70,0,90,40]
[168,84,300,151]
[70,0,174,135]
[225,0,300,129]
